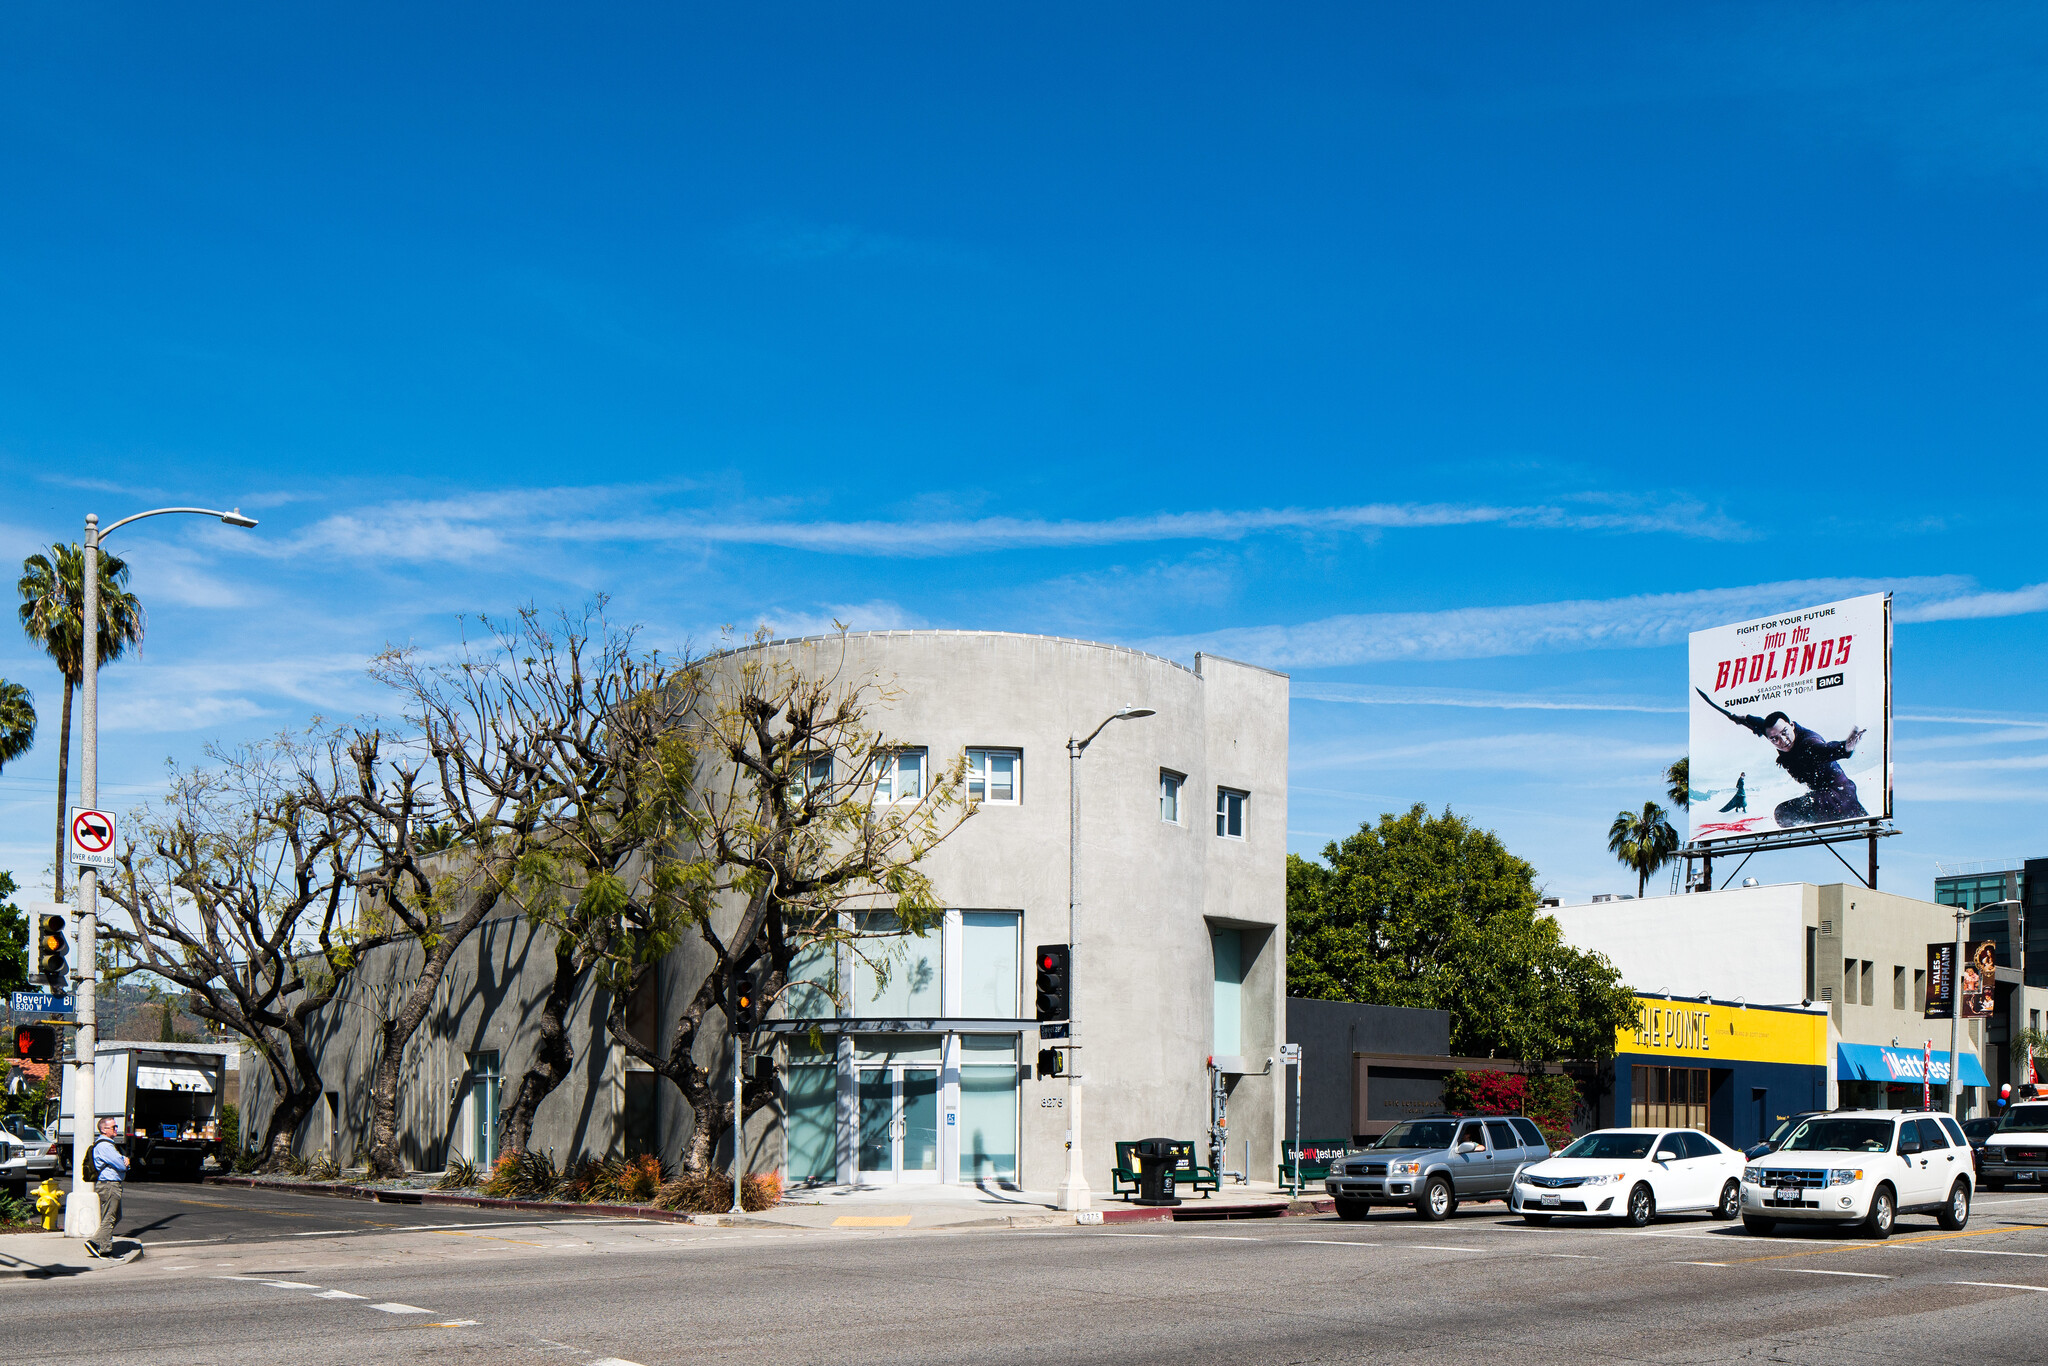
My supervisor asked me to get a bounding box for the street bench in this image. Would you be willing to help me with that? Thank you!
[1112,1140,1219,1198]
[1279,1140,1352,1185]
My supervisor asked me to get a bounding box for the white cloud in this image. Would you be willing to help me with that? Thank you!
[1897,582,2048,623]
[1147,574,2048,669]
[1293,682,1682,714]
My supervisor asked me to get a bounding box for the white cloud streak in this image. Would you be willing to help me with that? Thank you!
[1148,575,2048,669]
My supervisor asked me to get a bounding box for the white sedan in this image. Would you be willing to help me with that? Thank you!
[1512,1127,1746,1227]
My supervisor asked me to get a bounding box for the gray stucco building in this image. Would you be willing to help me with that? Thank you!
[245,631,1289,1199]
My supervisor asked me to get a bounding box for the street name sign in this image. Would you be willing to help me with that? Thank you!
[11,990,74,1015]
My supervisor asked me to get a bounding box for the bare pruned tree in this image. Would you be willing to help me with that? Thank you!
[103,732,385,1170]
[300,602,703,1177]
[593,640,975,1177]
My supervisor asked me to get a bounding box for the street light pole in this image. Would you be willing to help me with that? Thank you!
[63,507,257,1239]
[1946,906,1966,1117]
[1057,704,1154,1214]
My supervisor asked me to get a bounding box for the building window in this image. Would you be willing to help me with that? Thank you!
[958,1035,1020,1183]
[1894,965,1906,1011]
[1805,927,1817,1002]
[959,911,1021,1018]
[873,749,926,804]
[1844,959,1857,1004]
[854,911,940,1017]
[1632,1065,1708,1132]
[966,749,1020,804]
[795,754,832,798]
[468,1052,501,1168]
[1216,788,1247,839]
[1212,928,1244,1056]
[1861,961,1875,1007]
[1914,968,1927,1013]
[1160,771,1184,824]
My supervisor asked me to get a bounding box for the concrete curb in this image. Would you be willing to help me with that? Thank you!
[203,1174,703,1225]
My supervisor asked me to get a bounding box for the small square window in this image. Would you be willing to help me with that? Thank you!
[967,748,1020,804]
[1160,771,1184,824]
[795,754,832,799]
[1216,787,1246,839]
[873,749,926,804]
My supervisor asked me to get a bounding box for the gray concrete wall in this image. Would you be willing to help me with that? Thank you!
[1284,999,1451,1143]
[242,913,627,1169]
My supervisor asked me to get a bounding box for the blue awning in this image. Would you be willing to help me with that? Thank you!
[1837,1042,1990,1089]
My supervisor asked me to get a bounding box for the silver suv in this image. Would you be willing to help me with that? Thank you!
[1325,1114,1552,1221]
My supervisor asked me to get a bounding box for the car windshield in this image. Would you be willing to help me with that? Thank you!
[1782,1118,1894,1152]
[2000,1107,2048,1134]
[1766,1114,1810,1146]
[1557,1132,1656,1160]
[1373,1120,1458,1150]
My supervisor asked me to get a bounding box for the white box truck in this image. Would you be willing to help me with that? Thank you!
[55,1041,232,1181]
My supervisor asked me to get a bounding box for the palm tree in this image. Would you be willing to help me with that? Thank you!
[0,679,33,775]
[18,543,146,898]
[1665,757,1689,810]
[1608,801,1679,898]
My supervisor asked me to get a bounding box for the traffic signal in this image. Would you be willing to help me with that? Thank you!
[732,974,762,1032]
[13,1024,57,1063]
[1034,944,1070,1022]
[35,911,69,989]
[1036,1047,1064,1079]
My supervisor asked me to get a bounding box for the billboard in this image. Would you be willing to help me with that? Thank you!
[1926,941,1997,1020]
[1687,592,1891,844]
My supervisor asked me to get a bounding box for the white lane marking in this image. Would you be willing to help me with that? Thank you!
[1951,1280,2048,1292]
[370,1303,431,1314]
[317,1290,366,1300]
[1297,1240,1381,1247]
[1538,1253,1601,1259]
[430,1320,480,1327]
[290,1230,362,1237]
[1946,1247,2048,1258]
[1410,1245,1485,1252]
[1105,1232,1170,1238]
[587,1359,646,1366]
[1676,1261,1727,1267]
[1781,1268,1890,1279]
[262,1280,323,1289]
[1186,1235,1259,1241]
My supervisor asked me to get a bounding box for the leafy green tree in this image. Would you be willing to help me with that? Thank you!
[1665,757,1689,810]
[18,543,146,898]
[0,680,33,776]
[1608,801,1679,897]
[1287,803,1636,1061]
[0,870,25,993]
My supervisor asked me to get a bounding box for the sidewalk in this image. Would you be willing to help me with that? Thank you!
[0,1229,142,1279]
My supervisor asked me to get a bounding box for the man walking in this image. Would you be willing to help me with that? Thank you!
[83,1115,137,1261]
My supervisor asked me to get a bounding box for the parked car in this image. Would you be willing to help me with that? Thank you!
[1743,1110,1971,1238]
[1744,1110,1826,1160]
[1975,1102,2048,1191]
[1960,1116,2001,1179]
[1512,1127,1744,1227]
[1325,1114,1552,1221]
[0,1120,58,1195]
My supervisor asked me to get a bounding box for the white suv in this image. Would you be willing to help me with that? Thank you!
[1742,1110,1972,1239]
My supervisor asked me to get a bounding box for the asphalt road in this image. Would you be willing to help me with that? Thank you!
[13,1184,2048,1364]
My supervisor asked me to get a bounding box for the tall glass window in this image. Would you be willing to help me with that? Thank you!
[785,1037,837,1185]
[959,1035,1019,1183]
[959,911,1021,1018]
[855,912,941,1017]
[1212,930,1243,1056]
[1216,788,1246,839]
[873,749,926,804]
[468,1051,501,1168]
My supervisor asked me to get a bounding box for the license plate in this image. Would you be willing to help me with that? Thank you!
[1775,1186,1802,1203]
[1540,1192,1560,1206]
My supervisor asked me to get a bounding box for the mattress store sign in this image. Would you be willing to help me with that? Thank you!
[1621,996,1827,1068]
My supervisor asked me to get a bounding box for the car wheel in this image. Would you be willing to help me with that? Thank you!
[1623,1182,1655,1228]
[1417,1176,1454,1221]
[1334,1199,1372,1222]
[1741,1215,1776,1235]
[1861,1185,1895,1240]
[1711,1179,1741,1221]
[1522,1212,1553,1226]
[1938,1181,1970,1231]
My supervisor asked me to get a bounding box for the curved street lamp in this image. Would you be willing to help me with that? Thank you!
[65,507,257,1238]
[1057,704,1155,1213]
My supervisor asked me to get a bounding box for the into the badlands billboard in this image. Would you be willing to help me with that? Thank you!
[1688,592,1892,844]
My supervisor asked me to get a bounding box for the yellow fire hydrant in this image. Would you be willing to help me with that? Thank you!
[35,1178,63,1231]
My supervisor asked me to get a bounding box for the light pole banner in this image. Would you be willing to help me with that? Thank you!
[1686,592,1892,844]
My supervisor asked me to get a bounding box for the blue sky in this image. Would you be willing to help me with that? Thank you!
[2,3,2044,904]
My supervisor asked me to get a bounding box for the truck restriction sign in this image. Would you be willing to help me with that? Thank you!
[69,807,117,869]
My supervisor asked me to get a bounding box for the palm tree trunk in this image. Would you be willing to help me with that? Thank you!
[52,676,73,901]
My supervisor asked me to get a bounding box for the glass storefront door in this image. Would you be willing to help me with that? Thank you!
[857,1065,940,1183]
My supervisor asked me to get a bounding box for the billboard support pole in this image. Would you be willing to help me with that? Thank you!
[1868,824,1879,891]
[1946,907,1966,1116]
